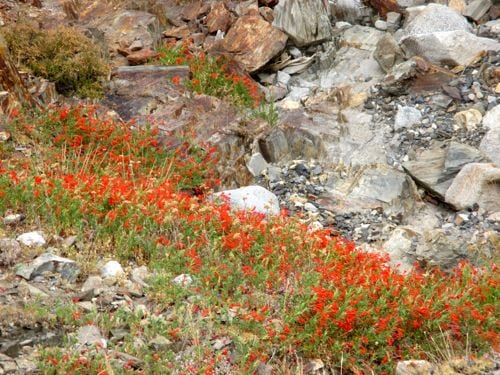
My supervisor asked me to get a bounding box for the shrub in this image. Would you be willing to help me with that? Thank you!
[156,40,262,108]
[1,106,498,374]
[4,23,109,98]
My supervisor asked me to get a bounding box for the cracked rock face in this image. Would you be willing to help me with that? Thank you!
[273,0,332,47]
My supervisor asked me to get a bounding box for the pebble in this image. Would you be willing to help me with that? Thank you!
[16,231,46,247]
[100,260,125,279]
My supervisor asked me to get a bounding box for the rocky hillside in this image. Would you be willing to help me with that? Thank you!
[0,0,499,374]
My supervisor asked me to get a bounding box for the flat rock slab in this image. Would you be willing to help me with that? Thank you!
[403,141,486,200]
[15,252,80,282]
[273,0,332,47]
[318,164,419,216]
[223,15,287,72]
[445,163,500,212]
[400,30,500,67]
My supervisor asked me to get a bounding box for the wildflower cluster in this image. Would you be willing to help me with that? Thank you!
[156,40,262,108]
[0,106,497,374]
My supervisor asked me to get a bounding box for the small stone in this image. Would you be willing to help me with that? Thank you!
[81,276,105,296]
[396,360,435,375]
[304,359,325,373]
[463,0,492,22]
[76,301,95,312]
[304,202,319,212]
[173,273,193,287]
[129,39,144,51]
[127,49,157,65]
[454,213,469,225]
[130,266,150,286]
[212,337,232,350]
[100,261,124,279]
[149,335,172,351]
[3,214,24,225]
[487,212,500,222]
[77,325,107,348]
[0,353,17,374]
[374,20,388,31]
[386,12,402,28]
[0,238,22,266]
[247,153,269,177]
[394,105,422,130]
[16,231,46,247]
[454,108,482,130]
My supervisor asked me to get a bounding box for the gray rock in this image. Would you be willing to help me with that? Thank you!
[16,231,45,247]
[129,39,144,51]
[386,12,402,30]
[3,214,23,225]
[341,25,386,52]
[383,227,418,273]
[318,164,419,216]
[247,153,269,177]
[374,20,388,31]
[415,229,468,272]
[0,238,21,266]
[81,276,105,296]
[16,252,80,282]
[400,30,500,67]
[480,128,500,164]
[403,141,486,200]
[149,335,172,351]
[0,353,17,374]
[130,266,150,287]
[172,273,193,287]
[276,70,291,86]
[373,33,404,73]
[402,4,471,36]
[100,260,124,279]
[92,10,160,60]
[396,360,435,375]
[273,0,332,47]
[213,185,280,215]
[77,325,107,348]
[482,104,500,130]
[463,0,492,22]
[394,105,422,130]
[396,0,425,8]
[445,163,500,212]
[259,128,290,162]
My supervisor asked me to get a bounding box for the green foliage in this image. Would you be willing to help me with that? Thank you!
[4,23,109,98]
[156,40,262,108]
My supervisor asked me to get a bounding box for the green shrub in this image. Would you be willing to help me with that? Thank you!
[4,23,109,98]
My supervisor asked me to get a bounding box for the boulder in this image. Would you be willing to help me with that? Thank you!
[91,10,160,64]
[400,30,500,67]
[273,0,332,47]
[398,4,499,67]
[463,0,492,22]
[318,164,419,216]
[445,163,500,212]
[403,141,486,200]
[213,186,280,215]
[15,252,80,282]
[206,2,234,33]
[223,15,287,72]
[402,4,471,36]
